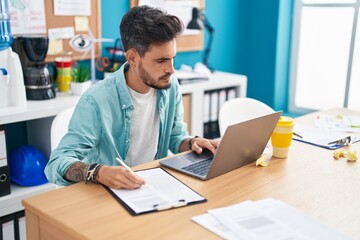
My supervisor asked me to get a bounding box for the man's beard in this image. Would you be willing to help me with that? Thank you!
[139,62,172,90]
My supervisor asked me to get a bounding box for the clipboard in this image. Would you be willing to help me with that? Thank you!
[292,123,360,150]
[104,167,207,216]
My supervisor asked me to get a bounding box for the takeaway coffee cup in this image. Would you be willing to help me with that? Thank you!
[271,116,295,158]
[55,57,72,92]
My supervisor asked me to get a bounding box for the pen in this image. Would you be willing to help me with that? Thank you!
[293,132,303,139]
[116,157,135,173]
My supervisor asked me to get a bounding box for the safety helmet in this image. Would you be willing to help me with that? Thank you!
[9,145,48,186]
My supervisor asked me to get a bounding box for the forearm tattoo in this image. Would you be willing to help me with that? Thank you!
[64,162,87,182]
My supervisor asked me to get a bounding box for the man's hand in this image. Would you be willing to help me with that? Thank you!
[97,165,145,189]
[189,137,220,155]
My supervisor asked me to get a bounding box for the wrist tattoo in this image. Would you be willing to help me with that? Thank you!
[64,162,87,182]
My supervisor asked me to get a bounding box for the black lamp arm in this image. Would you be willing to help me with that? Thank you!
[199,12,214,71]
[200,13,214,33]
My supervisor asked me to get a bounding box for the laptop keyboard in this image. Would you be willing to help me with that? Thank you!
[181,158,212,176]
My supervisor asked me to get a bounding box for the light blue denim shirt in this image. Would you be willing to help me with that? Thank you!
[45,63,191,186]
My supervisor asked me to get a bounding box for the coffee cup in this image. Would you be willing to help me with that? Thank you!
[271,116,295,158]
[55,57,72,92]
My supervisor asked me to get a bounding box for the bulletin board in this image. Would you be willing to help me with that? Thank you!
[130,0,204,52]
[44,0,101,62]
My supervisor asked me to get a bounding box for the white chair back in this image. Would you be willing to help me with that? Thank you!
[219,98,274,137]
[50,107,75,151]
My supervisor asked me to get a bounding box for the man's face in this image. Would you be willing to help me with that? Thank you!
[136,40,176,90]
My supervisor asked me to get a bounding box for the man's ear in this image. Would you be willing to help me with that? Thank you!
[126,48,138,66]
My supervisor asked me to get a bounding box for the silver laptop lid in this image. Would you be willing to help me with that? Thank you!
[205,111,282,179]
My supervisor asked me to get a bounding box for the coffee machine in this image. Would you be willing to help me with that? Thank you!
[12,35,55,100]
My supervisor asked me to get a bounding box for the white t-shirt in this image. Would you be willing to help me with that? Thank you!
[126,87,160,166]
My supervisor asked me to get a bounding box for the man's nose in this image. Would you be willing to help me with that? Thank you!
[166,61,175,74]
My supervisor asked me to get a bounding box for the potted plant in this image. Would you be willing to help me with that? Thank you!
[70,62,92,95]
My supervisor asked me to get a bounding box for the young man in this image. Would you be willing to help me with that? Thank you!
[45,5,219,189]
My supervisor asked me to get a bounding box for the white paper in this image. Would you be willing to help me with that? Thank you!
[48,27,75,40]
[138,0,201,32]
[175,70,208,81]
[193,198,351,240]
[293,123,360,148]
[314,115,360,133]
[109,168,204,214]
[9,0,46,34]
[54,0,91,16]
[192,213,247,240]
[165,1,201,30]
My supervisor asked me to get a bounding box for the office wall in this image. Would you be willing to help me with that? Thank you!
[101,0,293,112]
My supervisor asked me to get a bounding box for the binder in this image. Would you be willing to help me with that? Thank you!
[218,89,227,114]
[203,92,211,138]
[0,126,11,197]
[1,214,15,240]
[210,90,220,139]
[104,168,206,216]
[14,211,25,240]
[226,87,237,100]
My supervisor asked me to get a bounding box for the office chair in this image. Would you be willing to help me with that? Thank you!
[50,106,75,151]
[218,98,275,137]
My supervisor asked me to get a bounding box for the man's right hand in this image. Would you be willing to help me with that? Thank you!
[96,165,145,189]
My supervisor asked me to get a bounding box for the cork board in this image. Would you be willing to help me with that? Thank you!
[130,0,204,52]
[44,0,101,62]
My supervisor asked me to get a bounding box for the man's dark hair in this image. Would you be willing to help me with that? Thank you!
[120,5,184,56]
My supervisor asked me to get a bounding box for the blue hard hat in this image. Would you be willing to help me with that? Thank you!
[9,145,48,186]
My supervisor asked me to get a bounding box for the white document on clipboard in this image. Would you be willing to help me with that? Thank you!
[105,168,206,215]
[314,115,360,133]
[293,123,360,150]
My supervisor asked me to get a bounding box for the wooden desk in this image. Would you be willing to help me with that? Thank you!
[22,108,360,240]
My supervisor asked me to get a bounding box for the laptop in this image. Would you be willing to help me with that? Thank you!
[159,111,282,180]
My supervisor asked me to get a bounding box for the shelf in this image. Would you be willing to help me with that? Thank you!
[0,92,81,125]
[0,182,57,217]
[179,71,247,95]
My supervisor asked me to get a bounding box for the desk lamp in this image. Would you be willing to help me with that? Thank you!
[187,7,214,71]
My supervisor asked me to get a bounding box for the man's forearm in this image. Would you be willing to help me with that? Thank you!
[64,161,87,182]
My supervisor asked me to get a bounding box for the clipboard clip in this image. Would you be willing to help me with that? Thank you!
[328,136,352,147]
[153,199,187,211]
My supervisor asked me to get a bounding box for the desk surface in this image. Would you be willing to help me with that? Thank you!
[22,108,360,240]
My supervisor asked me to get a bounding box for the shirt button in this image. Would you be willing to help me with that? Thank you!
[122,104,126,108]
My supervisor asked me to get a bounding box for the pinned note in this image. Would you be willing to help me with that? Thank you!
[75,16,89,32]
[47,39,63,55]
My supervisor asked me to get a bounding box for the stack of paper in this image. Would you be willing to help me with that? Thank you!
[192,198,351,240]
[174,70,209,84]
